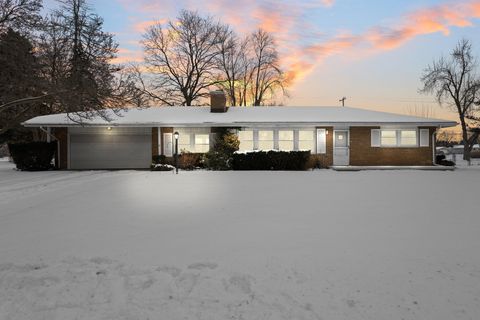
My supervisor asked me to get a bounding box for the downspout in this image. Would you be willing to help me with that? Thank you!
[432,130,436,165]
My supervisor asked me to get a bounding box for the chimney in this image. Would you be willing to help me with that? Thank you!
[210,90,227,113]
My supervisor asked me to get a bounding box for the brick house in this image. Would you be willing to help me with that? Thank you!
[23,91,456,169]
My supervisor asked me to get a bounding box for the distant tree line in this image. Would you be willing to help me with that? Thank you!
[0,1,287,143]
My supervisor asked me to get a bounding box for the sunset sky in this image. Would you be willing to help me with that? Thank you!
[45,0,480,122]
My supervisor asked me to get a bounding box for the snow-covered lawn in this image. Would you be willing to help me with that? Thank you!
[1,160,479,320]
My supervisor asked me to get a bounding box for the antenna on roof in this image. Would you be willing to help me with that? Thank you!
[339,97,347,107]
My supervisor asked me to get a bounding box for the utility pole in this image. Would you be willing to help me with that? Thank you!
[339,97,347,107]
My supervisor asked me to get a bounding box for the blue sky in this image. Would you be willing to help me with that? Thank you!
[43,0,480,121]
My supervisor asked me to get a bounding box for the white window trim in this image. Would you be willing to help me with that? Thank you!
[419,128,430,147]
[376,128,419,148]
[238,128,316,153]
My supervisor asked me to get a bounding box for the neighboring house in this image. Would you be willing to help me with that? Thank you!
[23,91,456,169]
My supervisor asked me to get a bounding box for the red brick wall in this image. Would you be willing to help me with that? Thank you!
[312,127,333,168]
[349,127,435,166]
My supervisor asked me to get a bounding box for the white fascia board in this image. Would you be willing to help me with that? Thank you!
[23,121,458,128]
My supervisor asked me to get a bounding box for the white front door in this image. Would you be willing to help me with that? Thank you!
[163,133,173,156]
[333,130,349,166]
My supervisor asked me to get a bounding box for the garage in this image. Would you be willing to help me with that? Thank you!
[69,127,152,169]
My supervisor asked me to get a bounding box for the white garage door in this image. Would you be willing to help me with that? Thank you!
[69,127,152,169]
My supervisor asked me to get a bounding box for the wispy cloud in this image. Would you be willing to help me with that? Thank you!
[284,0,480,83]
[115,0,480,85]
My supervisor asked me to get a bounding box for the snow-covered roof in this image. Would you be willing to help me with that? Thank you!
[23,106,457,128]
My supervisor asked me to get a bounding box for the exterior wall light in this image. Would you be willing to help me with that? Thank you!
[107,127,112,131]
[174,131,179,174]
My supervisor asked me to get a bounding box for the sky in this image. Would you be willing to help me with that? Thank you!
[44,0,480,123]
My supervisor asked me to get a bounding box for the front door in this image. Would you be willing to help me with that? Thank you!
[333,130,349,166]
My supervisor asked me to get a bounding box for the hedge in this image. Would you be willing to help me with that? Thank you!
[8,141,57,171]
[231,150,311,170]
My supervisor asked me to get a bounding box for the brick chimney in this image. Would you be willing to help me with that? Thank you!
[210,90,227,113]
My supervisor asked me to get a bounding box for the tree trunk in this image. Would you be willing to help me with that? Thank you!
[459,115,471,164]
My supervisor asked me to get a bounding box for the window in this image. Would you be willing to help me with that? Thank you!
[420,129,430,147]
[278,130,294,151]
[400,130,417,146]
[298,130,314,151]
[178,133,191,152]
[258,130,274,150]
[376,129,419,147]
[174,128,210,153]
[238,130,254,151]
[317,129,326,154]
[381,130,397,146]
[194,134,210,153]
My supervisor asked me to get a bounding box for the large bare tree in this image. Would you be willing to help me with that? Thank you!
[0,0,143,137]
[141,10,228,106]
[215,31,251,106]
[0,0,42,33]
[421,39,480,163]
[250,29,286,106]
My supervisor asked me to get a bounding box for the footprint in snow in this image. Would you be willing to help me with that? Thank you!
[187,262,218,270]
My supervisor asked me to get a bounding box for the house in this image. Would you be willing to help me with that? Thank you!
[23,91,456,169]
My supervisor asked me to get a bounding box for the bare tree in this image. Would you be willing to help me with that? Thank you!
[421,39,480,163]
[0,0,143,136]
[141,10,227,106]
[215,30,251,106]
[250,29,286,106]
[0,0,42,33]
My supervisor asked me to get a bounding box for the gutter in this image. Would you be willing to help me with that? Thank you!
[23,121,459,128]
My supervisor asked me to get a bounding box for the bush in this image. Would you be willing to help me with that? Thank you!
[152,154,167,165]
[435,154,455,166]
[204,129,239,170]
[151,163,174,171]
[8,141,56,171]
[232,150,311,170]
[179,152,203,170]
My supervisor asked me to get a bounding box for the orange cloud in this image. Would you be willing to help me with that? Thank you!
[365,3,476,50]
[285,0,480,84]
[115,0,480,86]
[112,48,144,64]
[133,19,168,32]
[320,0,335,8]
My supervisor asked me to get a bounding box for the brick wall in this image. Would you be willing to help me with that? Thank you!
[52,127,68,169]
[349,127,435,166]
[311,126,333,168]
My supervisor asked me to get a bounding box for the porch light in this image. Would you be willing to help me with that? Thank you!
[107,126,112,131]
[174,131,179,174]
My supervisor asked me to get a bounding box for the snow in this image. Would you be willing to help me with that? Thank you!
[23,106,457,128]
[1,162,480,319]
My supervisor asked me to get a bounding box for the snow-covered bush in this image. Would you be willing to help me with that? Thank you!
[151,163,175,171]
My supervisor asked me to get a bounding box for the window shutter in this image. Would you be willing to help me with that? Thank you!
[371,129,380,147]
[420,129,429,147]
[316,129,326,154]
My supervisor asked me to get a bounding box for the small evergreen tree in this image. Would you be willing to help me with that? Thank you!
[204,128,239,170]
